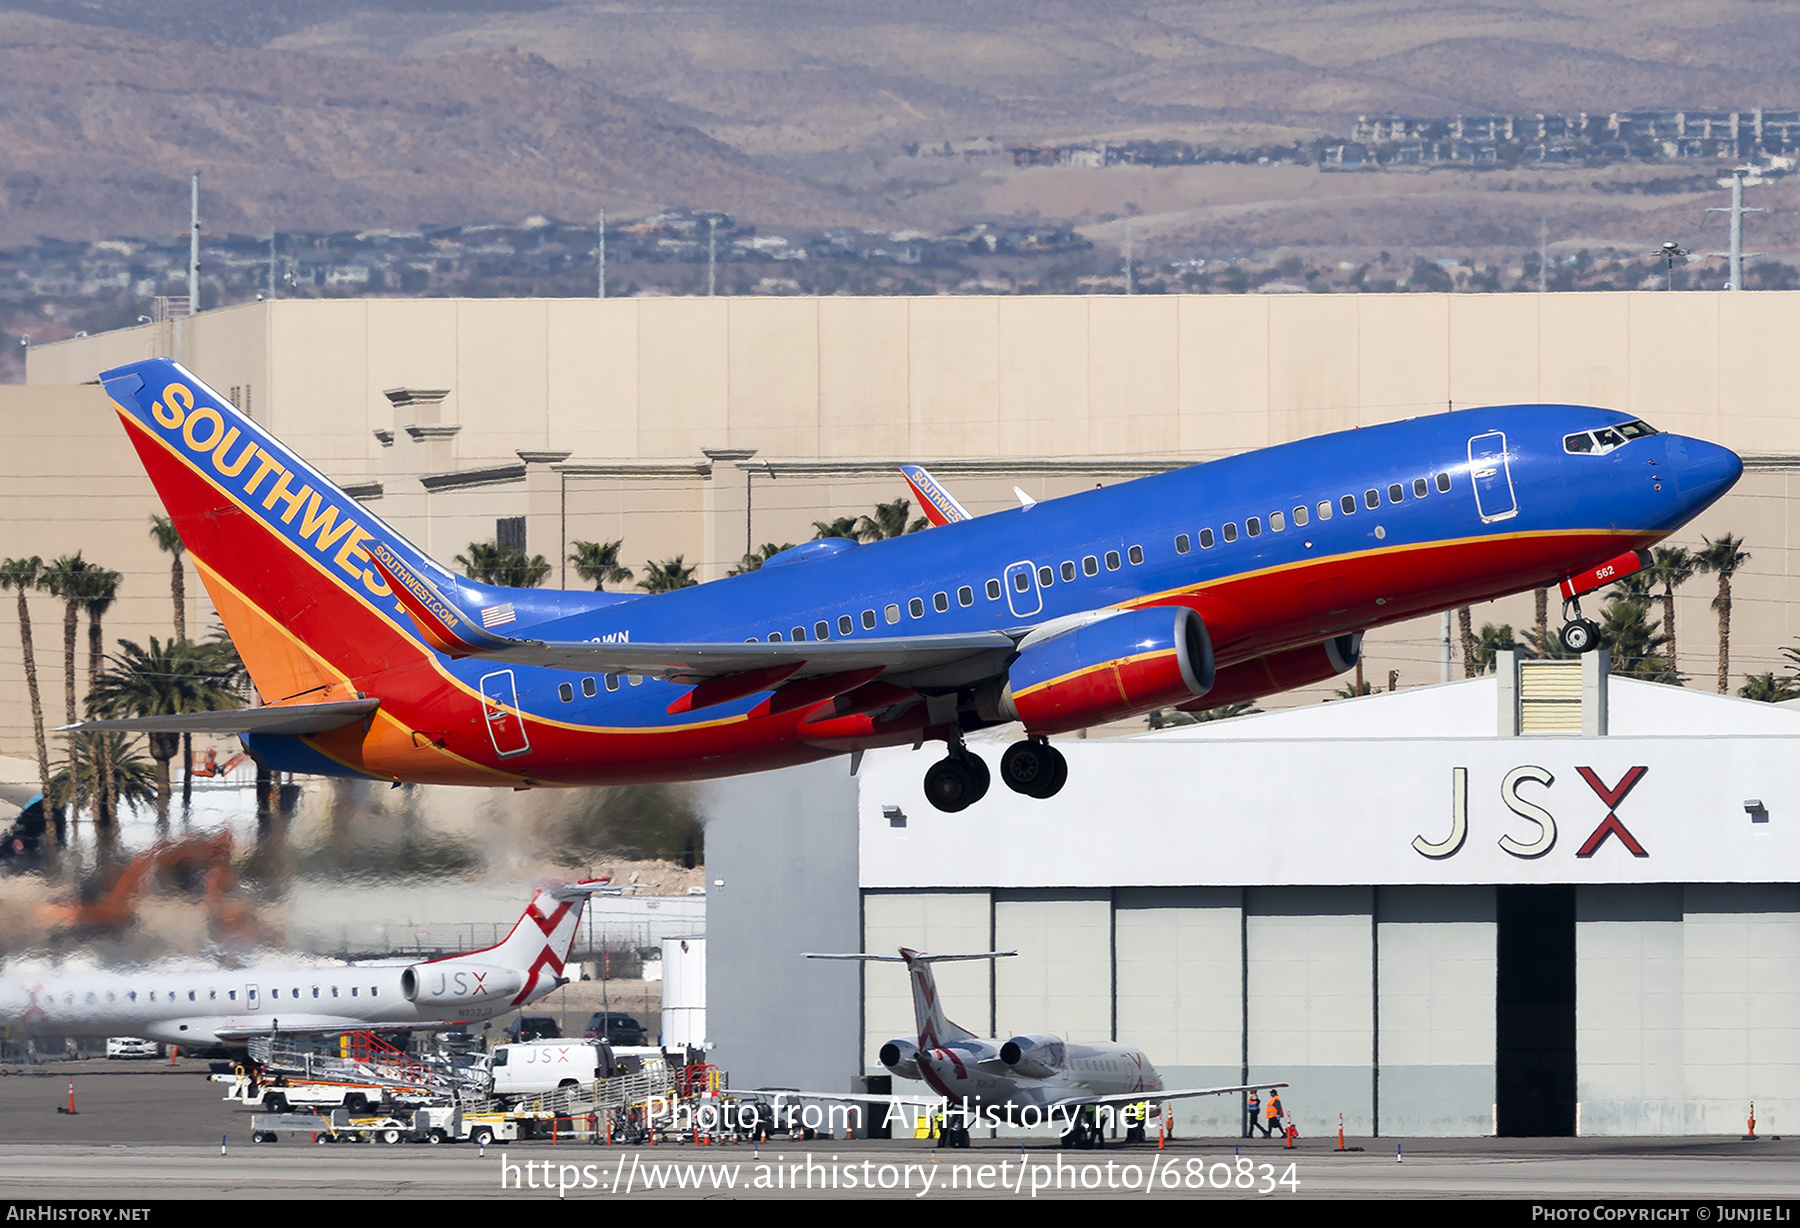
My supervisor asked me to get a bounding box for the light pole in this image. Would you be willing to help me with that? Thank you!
[1659,241,1688,291]
[1707,167,1765,290]
[707,217,717,297]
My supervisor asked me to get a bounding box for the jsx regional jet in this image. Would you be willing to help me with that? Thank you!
[89,359,1741,811]
[0,882,606,1047]
[807,949,1281,1148]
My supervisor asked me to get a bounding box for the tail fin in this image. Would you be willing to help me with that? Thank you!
[100,359,454,705]
[900,464,972,526]
[485,881,615,1006]
[807,948,1014,1049]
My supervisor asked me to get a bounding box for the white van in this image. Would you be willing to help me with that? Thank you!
[487,1040,616,1097]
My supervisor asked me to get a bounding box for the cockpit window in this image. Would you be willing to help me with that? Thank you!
[1565,420,1657,456]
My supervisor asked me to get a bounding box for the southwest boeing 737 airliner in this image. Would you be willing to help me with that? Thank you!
[86,359,1741,812]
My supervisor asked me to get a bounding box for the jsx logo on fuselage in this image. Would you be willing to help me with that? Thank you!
[146,382,393,600]
[1413,765,1650,861]
[425,969,490,999]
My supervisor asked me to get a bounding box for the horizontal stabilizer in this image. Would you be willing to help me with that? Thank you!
[805,950,1017,963]
[66,698,379,736]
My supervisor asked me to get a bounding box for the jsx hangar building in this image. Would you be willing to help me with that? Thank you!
[705,652,1800,1137]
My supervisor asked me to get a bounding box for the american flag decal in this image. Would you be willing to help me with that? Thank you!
[480,603,516,629]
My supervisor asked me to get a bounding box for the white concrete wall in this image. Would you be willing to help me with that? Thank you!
[1378,886,1496,1135]
[1115,887,1245,1134]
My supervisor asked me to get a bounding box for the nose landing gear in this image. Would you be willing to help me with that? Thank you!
[1558,598,1602,655]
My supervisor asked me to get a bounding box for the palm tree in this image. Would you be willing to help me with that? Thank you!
[568,540,634,591]
[1647,545,1695,680]
[729,542,796,576]
[1739,672,1800,703]
[637,557,698,594]
[1599,593,1674,683]
[50,732,155,839]
[1472,623,1522,674]
[1146,701,1257,728]
[1457,606,1474,677]
[1,556,52,848]
[80,566,123,834]
[1695,533,1750,694]
[42,555,91,730]
[855,498,927,542]
[149,515,186,641]
[812,516,860,541]
[42,553,93,834]
[87,637,244,826]
[456,541,551,588]
[1332,679,1375,699]
[1533,588,1549,663]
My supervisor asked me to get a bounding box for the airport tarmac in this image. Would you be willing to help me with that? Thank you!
[1,1060,1796,1201]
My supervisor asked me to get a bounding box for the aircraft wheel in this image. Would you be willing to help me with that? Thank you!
[1559,618,1601,654]
[924,756,981,813]
[963,752,990,800]
[1001,740,1052,795]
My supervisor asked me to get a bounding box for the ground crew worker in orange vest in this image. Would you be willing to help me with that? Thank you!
[1265,1090,1284,1138]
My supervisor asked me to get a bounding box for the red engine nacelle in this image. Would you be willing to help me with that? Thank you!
[1184,632,1363,710]
[997,606,1214,735]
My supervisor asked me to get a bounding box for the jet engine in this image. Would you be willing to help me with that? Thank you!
[994,606,1214,734]
[998,1034,1067,1079]
[1185,632,1363,710]
[878,1038,922,1081]
[400,962,527,1009]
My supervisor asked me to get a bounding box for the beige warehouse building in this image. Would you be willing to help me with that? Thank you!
[4,291,1798,766]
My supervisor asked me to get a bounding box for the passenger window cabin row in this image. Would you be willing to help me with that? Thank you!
[554,468,1459,704]
[1173,471,1453,555]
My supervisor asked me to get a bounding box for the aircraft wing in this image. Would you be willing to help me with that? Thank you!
[367,543,1017,691]
[1069,1081,1287,1109]
[64,698,380,736]
[480,634,1017,688]
[213,1018,430,1041]
[738,1089,946,1109]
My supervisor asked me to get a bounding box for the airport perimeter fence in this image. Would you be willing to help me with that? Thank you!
[290,898,705,967]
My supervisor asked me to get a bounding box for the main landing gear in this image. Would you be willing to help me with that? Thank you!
[922,734,1069,813]
[1000,736,1067,800]
[1559,598,1602,655]
[924,742,990,813]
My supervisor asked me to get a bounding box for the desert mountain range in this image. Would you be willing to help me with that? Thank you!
[3,1,1799,251]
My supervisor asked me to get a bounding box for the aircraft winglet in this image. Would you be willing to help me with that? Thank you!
[900,464,972,526]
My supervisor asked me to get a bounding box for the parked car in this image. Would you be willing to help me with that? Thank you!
[105,1037,160,1059]
[506,1015,561,1043]
[583,1012,648,1046]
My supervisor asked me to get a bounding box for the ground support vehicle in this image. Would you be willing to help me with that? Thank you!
[249,1107,414,1144]
[219,1071,390,1114]
[455,1058,677,1144]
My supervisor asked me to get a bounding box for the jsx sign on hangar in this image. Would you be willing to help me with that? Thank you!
[1413,763,1652,863]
